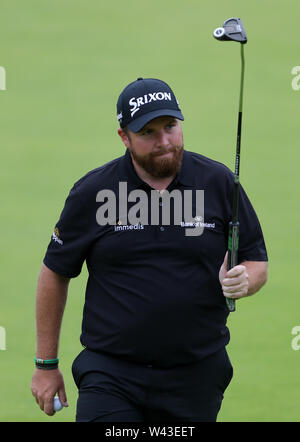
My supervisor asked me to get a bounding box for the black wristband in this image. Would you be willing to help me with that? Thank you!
[35,362,59,370]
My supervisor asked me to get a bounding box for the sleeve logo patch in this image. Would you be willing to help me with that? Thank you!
[52,227,63,245]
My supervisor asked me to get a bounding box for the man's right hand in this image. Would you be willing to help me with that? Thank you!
[31,368,69,416]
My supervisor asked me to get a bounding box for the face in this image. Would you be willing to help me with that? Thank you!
[118,116,184,179]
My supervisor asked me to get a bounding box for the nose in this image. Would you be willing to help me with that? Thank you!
[155,129,170,149]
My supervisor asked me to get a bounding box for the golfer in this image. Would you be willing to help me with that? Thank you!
[31,78,268,421]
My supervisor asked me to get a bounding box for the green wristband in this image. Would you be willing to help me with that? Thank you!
[34,357,59,365]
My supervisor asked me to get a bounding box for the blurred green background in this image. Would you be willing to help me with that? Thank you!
[1,0,299,422]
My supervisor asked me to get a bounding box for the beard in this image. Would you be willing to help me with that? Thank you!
[129,143,184,179]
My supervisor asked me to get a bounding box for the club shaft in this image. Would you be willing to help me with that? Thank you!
[226,43,245,313]
[238,44,245,113]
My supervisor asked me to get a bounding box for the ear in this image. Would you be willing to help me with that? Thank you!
[118,128,131,148]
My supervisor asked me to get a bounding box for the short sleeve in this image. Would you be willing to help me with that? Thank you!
[43,183,94,278]
[237,184,268,263]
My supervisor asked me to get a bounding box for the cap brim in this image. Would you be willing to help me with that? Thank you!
[127,109,184,133]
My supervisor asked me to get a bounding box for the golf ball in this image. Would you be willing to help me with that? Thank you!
[53,396,63,412]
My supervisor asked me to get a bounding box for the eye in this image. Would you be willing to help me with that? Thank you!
[140,128,153,136]
[166,123,176,130]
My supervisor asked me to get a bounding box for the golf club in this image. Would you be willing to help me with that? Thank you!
[213,18,247,312]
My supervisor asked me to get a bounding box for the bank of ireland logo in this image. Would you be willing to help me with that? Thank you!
[179,215,215,231]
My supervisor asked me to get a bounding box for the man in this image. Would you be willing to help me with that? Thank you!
[31,78,268,421]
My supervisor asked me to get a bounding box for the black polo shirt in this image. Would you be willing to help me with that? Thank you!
[44,149,268,367]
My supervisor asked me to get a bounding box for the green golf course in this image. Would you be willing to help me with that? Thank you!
[1,0,299,422]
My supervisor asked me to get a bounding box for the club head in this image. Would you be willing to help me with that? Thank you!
[213,18,247,44]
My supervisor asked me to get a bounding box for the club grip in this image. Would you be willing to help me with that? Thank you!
[226,221,239,312]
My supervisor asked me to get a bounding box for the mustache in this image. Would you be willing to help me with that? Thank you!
[150,145,182,157]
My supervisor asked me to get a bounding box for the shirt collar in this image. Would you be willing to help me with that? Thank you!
[173,149,195,188]
[118,149,147,192]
